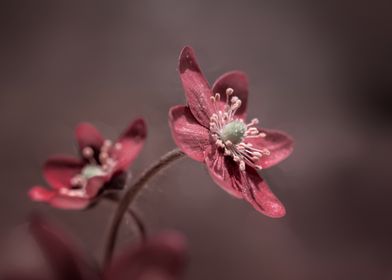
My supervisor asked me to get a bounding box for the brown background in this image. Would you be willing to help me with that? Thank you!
[1,1,392,279]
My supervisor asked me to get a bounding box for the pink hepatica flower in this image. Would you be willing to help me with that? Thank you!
[7,217,187,280]
[29,119,146,210]
[169,47,294,218]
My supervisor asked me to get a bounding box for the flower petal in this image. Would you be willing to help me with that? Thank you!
[29,186,56,202]
[113,118,147,172]
[32,189,91,209]
[169,105,211,162]
[48,195,91,210]
[212,71,249,119]
[178,46,214,127]
[75,122,104,152]
[29,186,92,210]
[205,147,243,198]
[43,156,84,189]
[205,148,286,217]
[239,168,286,218]
[29,217,100,280]
[85,176,106,198]
[246,128,294,169]
[105,232,187,280]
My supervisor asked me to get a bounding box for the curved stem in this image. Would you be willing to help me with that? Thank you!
[103,195,147,243]
[103,148,185,265]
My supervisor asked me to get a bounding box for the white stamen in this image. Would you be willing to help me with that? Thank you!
[239,161,246,171]
[82,147,94,158]
[209,88,270,171]
[103,140,112,147]
[68,138,122,195]
[59,188,86,198]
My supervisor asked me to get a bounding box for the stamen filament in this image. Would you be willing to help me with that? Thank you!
[209,88,269,171]
[69,139,124,192]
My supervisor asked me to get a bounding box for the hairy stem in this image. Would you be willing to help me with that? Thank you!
[103,148,185,265]
[104,195,147,242]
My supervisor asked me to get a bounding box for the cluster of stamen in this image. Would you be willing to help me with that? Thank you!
[209,88,270,171]
[60,140,122,197]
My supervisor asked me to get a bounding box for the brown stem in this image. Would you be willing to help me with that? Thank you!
[103,195,147,242]
[103,148,185,265]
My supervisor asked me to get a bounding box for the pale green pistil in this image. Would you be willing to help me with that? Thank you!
[220,120,246,144]
[81,165,106,179]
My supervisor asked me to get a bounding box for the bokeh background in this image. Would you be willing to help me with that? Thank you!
[1,0,392,279]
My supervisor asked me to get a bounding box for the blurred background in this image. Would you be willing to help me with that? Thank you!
[0,0,391,279]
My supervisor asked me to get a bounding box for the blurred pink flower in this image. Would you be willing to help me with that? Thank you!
[29,119,146,210]
[169,46,294,218]
[9,217,187,280]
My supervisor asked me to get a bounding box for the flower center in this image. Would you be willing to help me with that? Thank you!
[209,88,270,171]
[220,120,247,145]
[81,165,106,179]
[64,139,123,197]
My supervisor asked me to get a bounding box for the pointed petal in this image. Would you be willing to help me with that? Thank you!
[85,176,106,197]
[43,156,84,189]
[246,128,294,169]
[29,186,56,202]
[178,46,213,127]
[29,218,100,280]
[105,232,187,280]
[75,122,104,152]
[212,71,249,119]
[205,147,242,198]
[48,194,91,210]
[239,168,286,218]
[113,118,147,172]
[29,186,91,210]
[169,105,211,162]
[205,147,286,217]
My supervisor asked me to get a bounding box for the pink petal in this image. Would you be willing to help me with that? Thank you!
[105,232,187,280]
[75,122,104,152]
[85,176,106,197]
[29,186,91,209]
[212,71,249,119]
[246,128,294,169]
[29,218,100,280]
[205,147,242,198]
[178,46,214,127]
[205,148,286,217]
[113,118,147,172]
[43,156,84,189]
[29,186,55,202]
[48,194,91,210]
[239,167,286,218]
[169,105,211,162]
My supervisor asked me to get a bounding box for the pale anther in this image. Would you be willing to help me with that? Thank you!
[82,147,94,158]
[209,87,269,171]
